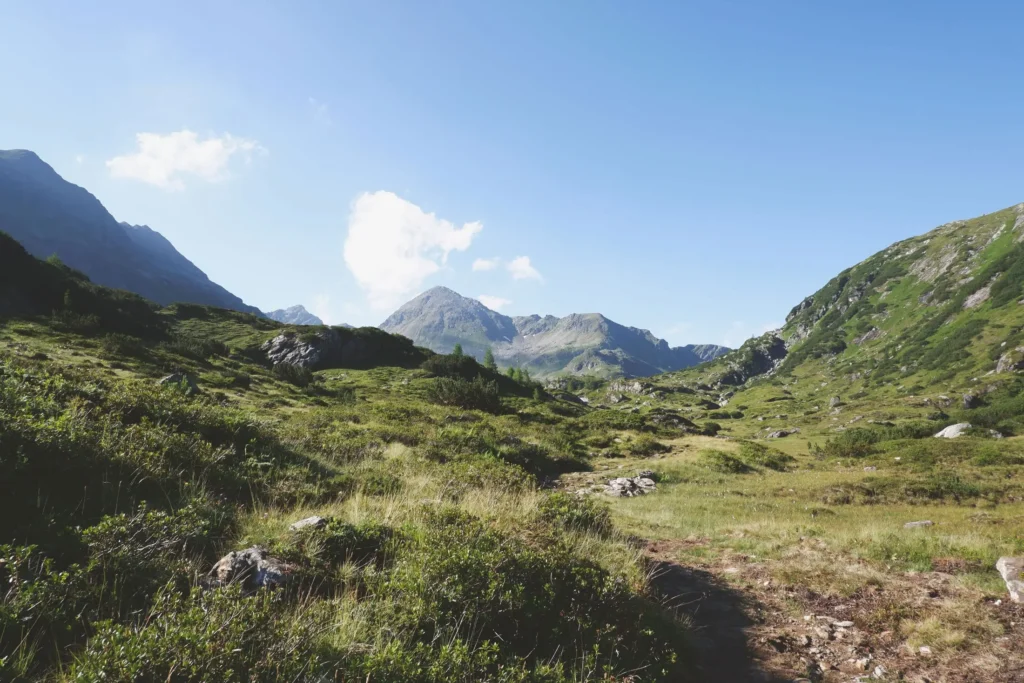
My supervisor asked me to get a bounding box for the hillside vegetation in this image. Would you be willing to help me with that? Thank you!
[0,233,699,682]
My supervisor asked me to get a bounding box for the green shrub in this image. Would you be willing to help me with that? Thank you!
[539,492,612,536]
[627,434,670,457]
[737,441,793,471]
[421,353,484,380]
[427,376,501,413]
[701,421,722,436]
[272,362,314,387]
[100,333,146,358]
[372,508,681,678]
[67,586,325,682]
[699,449,753,474]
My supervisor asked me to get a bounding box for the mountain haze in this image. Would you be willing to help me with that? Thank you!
[380,286,728,378]
[0,149,262,315]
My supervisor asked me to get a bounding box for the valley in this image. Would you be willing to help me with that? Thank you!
[3,198,1024,682]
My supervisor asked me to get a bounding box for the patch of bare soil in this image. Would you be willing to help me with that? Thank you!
[645,540,1024,683]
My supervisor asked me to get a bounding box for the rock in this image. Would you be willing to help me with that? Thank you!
[829,396,842,408]
[767,428,800,439]
[863,466,877,472]
[963,284,992,309]
[261,328,381,370]
[918,645,932,657]
[996,556,1024,603]
[989,429,1004,439]
[904,520,934,529]
[209,547,292,591]
[962,393,980,409]
[289,516,328,531]
[934,423,971,439]
[834,620,855,628]
[872,665,887,679]
[996,346,1024,373]
[159,372,199,394]
[607,393,626,405]
[636,469,656,480]
[605,476,656,497]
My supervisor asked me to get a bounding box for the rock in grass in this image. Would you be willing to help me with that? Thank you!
[209,547,292,592]
[996,556,1024,603]
[158,372,199,394]
[290,515,328,531]
[934,423,971,439]
[767,428,799,439]
[605,475,656,497]
[904,520,934,529]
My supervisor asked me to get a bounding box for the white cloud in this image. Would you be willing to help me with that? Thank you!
[344,191,482,310]
[477,295,512,311]
[507,255,542,281]
[106,130,264,191]
[472,257,500,272]
[74,154,85,165]
[308,97,331,125]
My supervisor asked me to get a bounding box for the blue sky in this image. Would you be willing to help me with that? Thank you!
[3,1,1024,347]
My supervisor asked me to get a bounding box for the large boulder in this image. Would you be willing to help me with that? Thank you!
[996,557,1023,603]
[996,347,1024,374]
[209,547,292,592]
[934,423,971,439]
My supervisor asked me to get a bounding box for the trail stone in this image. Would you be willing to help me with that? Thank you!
[290,516,328,531]
[934,423,971,439]
[996,556,1024,603]
[904,520,934,529]
[209,547,292,592]
[605,475,656,497]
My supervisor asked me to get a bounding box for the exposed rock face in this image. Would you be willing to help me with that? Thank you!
[996,347,1024,373]
[379,286,728,378]
[266,305,324,326]
[996,556,1024,603]
[963,284,992,309]
[605,474,657,497]
[717,333,788,387]
[962,393,979,410]
[261,328,422,371]
[934,423,971,439]
[852,327,883,345]
[209,547,292,591]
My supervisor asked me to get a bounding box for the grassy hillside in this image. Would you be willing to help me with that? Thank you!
[0,237,700,682]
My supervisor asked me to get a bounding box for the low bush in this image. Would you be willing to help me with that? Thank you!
[539,492,613,536]
[627,434,670,457]
[737,441,793,471]
[427,376,501,413]
[273,362,314,387]
[699,449,753,474]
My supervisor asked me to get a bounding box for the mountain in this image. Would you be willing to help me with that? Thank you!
[0,149,262,315]
[380,286,729,378]
[644,201,1024,435]
[267,305,324,326]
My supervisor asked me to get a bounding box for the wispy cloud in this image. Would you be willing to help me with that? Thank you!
[74,154,85,165]
[472,257,501,272]
[507,255,542,281]
[477,295,512,311]
[107,130,264,191]
[343,191,482,310]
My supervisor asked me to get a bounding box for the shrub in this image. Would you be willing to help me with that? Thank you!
[628,434,670,457]
[162,333,229,360]
[372,508,681,678]
[737,441,793,471]
[699,449,753,474]
[539,492,612,536]
[100,333,146,358]
[421,353,484,380]
[427,376,501,413]
[67,586,325,682]
[272,362,314,387]
[702,421,722,436]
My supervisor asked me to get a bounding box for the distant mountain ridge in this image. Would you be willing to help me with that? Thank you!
[380,286,728,378]
[267,305,323,326]
[0,149,262,315]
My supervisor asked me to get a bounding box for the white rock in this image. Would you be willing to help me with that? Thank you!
[934,423,972,438]
[904,520,934,529]
[996,556,1024,603]
[290,516,328,531]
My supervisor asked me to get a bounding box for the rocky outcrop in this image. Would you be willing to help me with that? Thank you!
[266,305,324,326]
[996,556,1023,603]
[934,423,971,439]
[261,327,423,370]
[209,547,292,592]
[605,472,657,497]
[716,333,788,387]
[996,346,1024,373]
